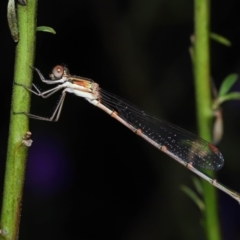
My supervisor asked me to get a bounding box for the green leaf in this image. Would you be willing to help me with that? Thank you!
[181,185,205,211]
[36,26,56,34]
[218,92,240,105]
[210,32,231,47]
[218,74,238,97]
[192,177,203,195]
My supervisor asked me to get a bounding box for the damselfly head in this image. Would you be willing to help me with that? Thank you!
[50,65,69,80]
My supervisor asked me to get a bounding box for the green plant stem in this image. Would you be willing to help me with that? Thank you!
[194,0,221,240]
[0,1,37,239]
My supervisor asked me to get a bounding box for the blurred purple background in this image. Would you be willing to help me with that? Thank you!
[1,1,240,239]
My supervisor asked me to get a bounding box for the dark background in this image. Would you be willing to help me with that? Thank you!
[1,1,240,239]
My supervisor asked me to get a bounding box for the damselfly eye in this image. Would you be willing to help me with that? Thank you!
[52,65,64,79]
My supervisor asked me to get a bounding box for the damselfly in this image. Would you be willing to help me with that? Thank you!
[15,65,240,203]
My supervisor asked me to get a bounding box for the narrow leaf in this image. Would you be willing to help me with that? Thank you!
[181,185,205,211]
[36,26,56,34]
[218,92,240,105]
[210,33,231,47]
[218,74,238,97]
[192,177,203,195]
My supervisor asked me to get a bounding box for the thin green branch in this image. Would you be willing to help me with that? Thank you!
[0,1,37,239]
[194,0,221,240]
